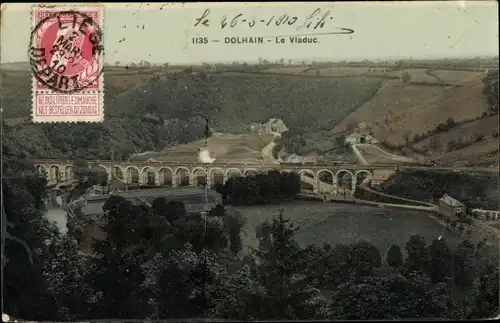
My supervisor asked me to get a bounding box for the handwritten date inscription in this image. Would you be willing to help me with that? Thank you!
[194,8,353,33]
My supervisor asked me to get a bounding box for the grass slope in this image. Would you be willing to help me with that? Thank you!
[131,133,274,163]
[235,202,463,255]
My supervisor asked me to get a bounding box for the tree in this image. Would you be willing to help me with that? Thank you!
[453,239,476,288]
[331,273,435,319]
[73,159,108,187]
[386,244,403,270]
[402,235,429,276]
[141,246,210,319]
[429,136,442,151]
[86,195,152,318]
[41,234,96,319]
[252,210,329,319]
[151,197,170,218]
[335,135,347,148]
[403,132,410,144]
[400,71,411,84]
[349,240,382,278]
[427,238,453,283]
[222,209,246,256]
[446,117,456,128]
[2,159,65,320]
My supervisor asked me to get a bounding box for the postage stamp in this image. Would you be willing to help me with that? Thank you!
[29,4,104,123]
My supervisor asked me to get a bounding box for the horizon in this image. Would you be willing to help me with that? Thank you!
[2,55,499,67]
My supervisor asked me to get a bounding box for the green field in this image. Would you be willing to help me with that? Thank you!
[235,201,465,255]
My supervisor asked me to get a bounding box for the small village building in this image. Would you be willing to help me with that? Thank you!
[438,194,465,218]
[68,186,223,219]
[249,118,288,135]
[67,186,224,254]
[345,132,379,145]
[471,208,500,220]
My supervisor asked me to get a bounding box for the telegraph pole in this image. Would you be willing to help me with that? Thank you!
[202,117,209,318]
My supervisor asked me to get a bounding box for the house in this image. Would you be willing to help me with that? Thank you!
[249,118,288,135]
[471,208,500,220]
[249,122,264,133]
[345,132,379,145]
[262,118,288,135]
[438,194,465,218]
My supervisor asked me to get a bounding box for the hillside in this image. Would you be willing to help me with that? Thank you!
[2,69,380,160]
[130,133,275,163]
[379,170,498,210]
[2,62,497,167]
[331,68,498,167]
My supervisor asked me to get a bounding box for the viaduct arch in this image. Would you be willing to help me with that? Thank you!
[31,159,395,196]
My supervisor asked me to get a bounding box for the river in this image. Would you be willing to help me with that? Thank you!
[45,196,68,234]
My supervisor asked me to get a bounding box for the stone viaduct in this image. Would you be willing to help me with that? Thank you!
[30,159,398,195]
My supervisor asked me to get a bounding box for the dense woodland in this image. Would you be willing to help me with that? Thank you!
[214,170,301,205]
[3,160,499,320]
[3,66,498,160]
[380,170,499,210]
[2,69,380,160]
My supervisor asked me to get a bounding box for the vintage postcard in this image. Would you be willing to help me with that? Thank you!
[1,1,499,322]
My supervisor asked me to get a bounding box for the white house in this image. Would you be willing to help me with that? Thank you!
[345,132,379,145]
[249,118,288,136]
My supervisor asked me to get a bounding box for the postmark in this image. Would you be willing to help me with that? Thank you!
[29,5,104,123]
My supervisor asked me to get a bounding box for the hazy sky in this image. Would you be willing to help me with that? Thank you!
[1,1,498,64]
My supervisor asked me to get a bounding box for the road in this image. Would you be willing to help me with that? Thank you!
[352,143,416,165]
[261,138,280,164]
[351,144,369,165]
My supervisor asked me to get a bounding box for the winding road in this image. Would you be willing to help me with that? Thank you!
[352,143,416,165]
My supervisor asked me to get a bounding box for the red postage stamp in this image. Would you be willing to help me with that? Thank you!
[29,5,104,123]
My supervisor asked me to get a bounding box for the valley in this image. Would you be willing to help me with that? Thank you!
[2,60,497,169]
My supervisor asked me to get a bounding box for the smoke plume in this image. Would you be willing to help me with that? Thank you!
[198,148,216,163]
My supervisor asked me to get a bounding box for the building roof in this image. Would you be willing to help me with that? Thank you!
[439,194,465,207]
[347,132,371,138]
[70,186,222,216]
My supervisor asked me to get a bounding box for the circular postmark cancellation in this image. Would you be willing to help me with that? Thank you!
[28,10,104,94]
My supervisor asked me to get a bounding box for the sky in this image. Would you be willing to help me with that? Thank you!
[1,1,498,65]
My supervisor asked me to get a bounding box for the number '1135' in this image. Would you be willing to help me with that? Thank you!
[192,37,208,44]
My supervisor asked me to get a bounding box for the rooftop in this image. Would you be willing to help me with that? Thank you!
[86,186,217,201]
[69,186,223,216]
[347,132,371,138]
[439,194,465,207]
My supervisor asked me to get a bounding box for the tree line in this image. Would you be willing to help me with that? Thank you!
[3,159,499,321]
[214,170,301,205]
